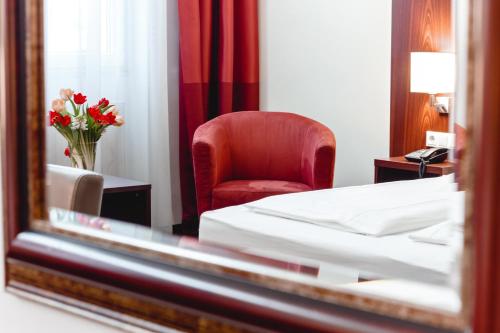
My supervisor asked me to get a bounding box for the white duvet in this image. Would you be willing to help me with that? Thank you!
[245,175,457,236]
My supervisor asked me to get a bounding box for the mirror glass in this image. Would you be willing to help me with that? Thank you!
[42,0,468,325]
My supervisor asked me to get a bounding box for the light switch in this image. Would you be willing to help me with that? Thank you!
[426,131,456,149]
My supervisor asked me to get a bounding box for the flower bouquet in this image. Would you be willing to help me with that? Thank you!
[49,89,124,171]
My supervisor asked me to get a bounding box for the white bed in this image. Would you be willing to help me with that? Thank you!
[199,176,464,286]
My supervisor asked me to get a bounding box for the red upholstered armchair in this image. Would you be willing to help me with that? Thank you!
[192,111,336,216]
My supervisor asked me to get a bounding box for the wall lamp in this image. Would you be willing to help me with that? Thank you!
[410,52,456,114]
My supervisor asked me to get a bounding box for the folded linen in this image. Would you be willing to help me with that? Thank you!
[409,222,455,245]
[409,190,465,245]
[245,175,457,236]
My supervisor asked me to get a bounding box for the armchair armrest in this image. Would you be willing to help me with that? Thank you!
[46,164,104,216]
[192,122,232,215]
[301,125,336,189]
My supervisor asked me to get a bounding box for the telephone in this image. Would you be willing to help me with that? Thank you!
[404,147,449,178]
[404,147,449,163]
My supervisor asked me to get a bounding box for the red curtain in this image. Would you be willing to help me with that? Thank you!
[178,0,259,231]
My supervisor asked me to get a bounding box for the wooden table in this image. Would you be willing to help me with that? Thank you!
[100,175,152,227]
[374,156,454,183]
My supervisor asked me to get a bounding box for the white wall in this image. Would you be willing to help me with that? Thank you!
[259,0,392,187]
[453,0,468,128]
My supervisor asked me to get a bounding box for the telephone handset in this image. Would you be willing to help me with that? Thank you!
[404,147,449,163]
[404,147,449,178]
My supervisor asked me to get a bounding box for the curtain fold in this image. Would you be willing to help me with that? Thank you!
[178,0,259,230]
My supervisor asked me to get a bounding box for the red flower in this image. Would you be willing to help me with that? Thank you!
[88,106,101,120]
[98,97,109,107]
[73,92,87,104]
[87,105,116,126]
[60,115,71,127]
[93,111,116,125]
[102,112,116,125]
[49,110,71,126]
[64,147,70,157]
[49,110,60,126]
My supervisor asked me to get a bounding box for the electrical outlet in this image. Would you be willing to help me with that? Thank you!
[426,131,456,149]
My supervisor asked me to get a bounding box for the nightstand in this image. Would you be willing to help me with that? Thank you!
[100,175,152,227]
[374,156,454,184]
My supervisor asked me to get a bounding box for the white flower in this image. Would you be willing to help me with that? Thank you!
[51,98,66,112]
[71,115,88,130]
[114,114,125,127]
[106,105,119,115]
[59,88,74,101]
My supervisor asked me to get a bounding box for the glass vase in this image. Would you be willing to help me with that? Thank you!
[69,141,97,171]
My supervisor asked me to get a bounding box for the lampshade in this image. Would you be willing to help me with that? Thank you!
[410,52,456,94]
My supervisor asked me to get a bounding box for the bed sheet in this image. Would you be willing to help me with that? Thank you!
[199,205,462,285]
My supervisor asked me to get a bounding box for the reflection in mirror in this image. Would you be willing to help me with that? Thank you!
[42,0,467,328]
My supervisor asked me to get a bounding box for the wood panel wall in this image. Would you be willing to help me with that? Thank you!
[390,0,453,156]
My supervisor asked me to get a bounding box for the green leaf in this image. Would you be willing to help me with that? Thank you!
[102,105,113,113]
[69,98,78,116]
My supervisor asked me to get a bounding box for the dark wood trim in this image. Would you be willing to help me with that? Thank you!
[102,185,151,194]
[7,232,461,333]
[102,174,152,194]
[7,259,262,333]
[2,0,24,250]
[375,157,454,175]
[24,0,45,222]
[27,222,464,330]
[374,157,454,183]
[469,0,500,332]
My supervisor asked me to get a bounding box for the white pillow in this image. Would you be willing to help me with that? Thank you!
[245,175,457,236]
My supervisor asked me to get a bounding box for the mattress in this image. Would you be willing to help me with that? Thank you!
[199,204,463,285]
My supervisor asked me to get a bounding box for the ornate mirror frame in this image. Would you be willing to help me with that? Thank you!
[2,0,499,332]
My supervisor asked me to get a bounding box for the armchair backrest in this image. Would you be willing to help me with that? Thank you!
[216,111,333,184]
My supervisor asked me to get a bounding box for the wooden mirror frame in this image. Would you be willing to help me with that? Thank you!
[2,0,499,332]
